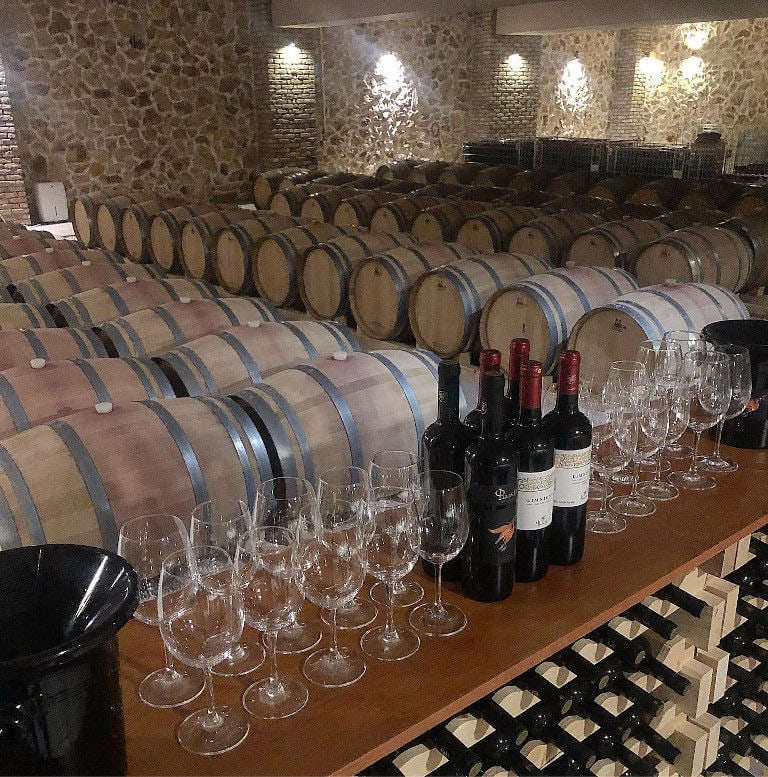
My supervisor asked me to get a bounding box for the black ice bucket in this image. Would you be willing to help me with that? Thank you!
[0,544,138,775]
[703,319,768,449]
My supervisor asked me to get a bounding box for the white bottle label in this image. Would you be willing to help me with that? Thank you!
[553,446,592,508]
[516,467,555,531]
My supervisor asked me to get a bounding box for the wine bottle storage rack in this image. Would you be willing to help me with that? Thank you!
[362,526,768,777]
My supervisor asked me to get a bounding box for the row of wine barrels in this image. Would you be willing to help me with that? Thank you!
[71,189,146,247]
[51,278,225,327]
[0,221,34,238]
[349,242,481,340]
[300,186,364,222]
[233,349,441,484]
[0,328,107,369]
[334,191,406,229]
[253,223,356,308]
[252,167,312,209]
[456,206,544,253]
[213,214,311,295]
[0,396,273,549]
[155,320,360,396]
[300,232,419,320]
[479,266,639,374]
[409,161,452,184]
[587,177,648,205]
[678,180,750,213]
[12,262,165,306]
[731,187,768,218]
[0,302,55,329]
[0,233,64,260]
[370,195,444,234]
[121,199,186,262]
[546,194,613,215]
[150,204,229,273]
[375,159,424,180]
[0,247,123,288]
[473,165,521,188]
[180,210,267,282]
[96,297,281,357]
[657,208,727,229]
[568,282,750,383]
[509,212,604,266]
[719,214,768,290]
[545,170,599,198]
[412,201,487,243]
[627,179,693,209]
[635,226,754,291]
[0,357,175,440]
[567,218,671,272]
[437,163,489,186]
[269,183,334,217]
[604,203,665,220]
[409,253,553,358]
[97,196,183,255]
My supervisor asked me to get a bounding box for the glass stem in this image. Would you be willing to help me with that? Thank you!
[714,418,725,459]
[434,563,444,611]
[329,608,340,656]
[383,582,397,639]
[599,473,608,513]
[266,630,280,686]
[654,451,663,483]
[161,639,177,673]
[203,662,217,716]
[629,460,640,496]
[689,431,702,476]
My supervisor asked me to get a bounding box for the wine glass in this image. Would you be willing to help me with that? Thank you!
[368,450,424,609]
[360,486,421,661]
[580,377,613,502]
[409,470,469,637]
[699,345,751,474]
[117,513,204,708]
[586,396,638,534]
[298,500,368,687]
[236,526,309,719]
[252,478,322,654]
[604,360,647,488]
[669,351,731,491]
[158,546,250,755]
[189,499,265,676]
[317,466,378,630]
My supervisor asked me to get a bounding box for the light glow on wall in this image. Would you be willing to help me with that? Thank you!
[681,23,712,50]
[637,53,665,88]
[279,43,302,65]
[556,55,589,136]
[375,53,405,92]
[680,55,704,81]
[507,53,525,72]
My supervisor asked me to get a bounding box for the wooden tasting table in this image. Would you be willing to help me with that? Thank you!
[120,439,768,776]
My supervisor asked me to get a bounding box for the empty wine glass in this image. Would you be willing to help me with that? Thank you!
[298,500,368,687]
[189,499,265,676]
[369,450,424,609]
[580,377,613,501]
[317,466,378,630]
[700,345,751,474]
[409,470,469,637]
[253,478,322,654]
[669,351,731,491]
[586,397,638,534]
[236,526,309,719]
[604,360,647,489]
[158,546,249,755]
[360,486,421,661]
[117,513,204,708]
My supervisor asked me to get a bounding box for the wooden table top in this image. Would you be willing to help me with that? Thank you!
[120,439,768,776]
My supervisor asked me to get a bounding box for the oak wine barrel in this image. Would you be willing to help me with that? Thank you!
[278,171,357,192]
[544,194,613,215]
[409,253,553,357]
[300,232,419,320]
[0,221,35,237]
[96,297,281,357]
[635,226,754,292]
[349,242,480,340]
[300,187,363,222]
[719,214,768,290]
[180,209,260,281]
[233,349,441,484]
[498,189,555,208]
[212,213,309,295]
[587,177,647,204]
[252,167,308,208]
[149,204,224,273]
[0,396,272,549]
[0,328,107,369]
[627,178,693,209]
[509,212,604,266]
[269,183,334,216]
[678,180,750,212]
[333,191,404,229]
[411,201,487,243]
[0,357,175,439]
[437,163,488,186]
[121,199,190,263]
[0,247,122,288]
[12,262,163,306]
[546,171,599,197]
[473,165,521,188]
[0,232,62,260]
[567,218,671,272]
[508,169,556,192]
[0,285,15,303]
[601,203,666,221]
[369,196,444,234]
[656,209,728,229]
[97,196,181,254]
[456,206,543,253]
[479,266,639,373]
[50,278,225,327]
[253,223,354,308]
[409,161,452,184]
[374,160,424,180]
[567,282,750,383]
[0,303,55,329]
[156,320,360,396]
[71,189,138,247]
[730,187,768,218]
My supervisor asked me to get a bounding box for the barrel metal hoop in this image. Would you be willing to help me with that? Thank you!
[717,227,752,291]
[316,321,360,352]
[102,285,130,316]
[24,278,45,306]
[609,299,665,340]
[379,256,415,333]
[73,327,108,357]
[516,280,568,372]
[72,359,112,404]
[0,375,30,432]
[20,329,48,359]
[142,400,209,505]
[215,331,263,384]
[60,267,84,298]
[691,283,748,319]
[98,323,133,357]
[158,279,182,301]
[211,297,241,326]
[439,266,481,350]
[597,267,634,296]
[229,225,256,293]
[550,269,594,316]
[153,305,188,348]
[469,258,504,289]
[0,442,45,543]
[0,483,21,548]
[478,212,506,252]
[176,346,218,394]
[281,321,320,360]
[367,352,426,444]
[25,254,43,275]
[292,365,365,469]
[49,419,118,551]
[642,288,696,330]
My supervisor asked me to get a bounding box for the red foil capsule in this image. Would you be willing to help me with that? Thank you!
[519,360,544,410]
[509,338,530,379]
[557,350,581,396]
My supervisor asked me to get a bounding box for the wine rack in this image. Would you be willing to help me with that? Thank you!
[362,526,768,777]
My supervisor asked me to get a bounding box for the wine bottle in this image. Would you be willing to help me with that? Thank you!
[727,661,768,707]
[512,360,554,583]
[462,371,518,602]
[610,675,664,716]
[515,670,580,718]
[472,691,553,745]
[542,350,591,566]
[423,727,483,777]
[504,337,530,431]
[584,727,658,776]
[707,753,752,777]
[717,724,752,757]
[624,602,679,641]
[552,647,622,693]
[545,725,598,772]
[589,625,647,669]
[620,706,682,766]
[573,697,633,742]
[654,584,707,617]
[712,691,768,735]
[469,697,529,751]
[727,557,768,599]
[463,349,502,440]
[422,358,471,581]
[750,534,768,560]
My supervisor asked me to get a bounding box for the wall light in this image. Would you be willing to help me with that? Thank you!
[637,52,665,87]
[682,23,711,50]
[279,43,302,65]
[375,53,405,91]
[507,53,525,71]
[680,55,704,81]
[563,55,585,83]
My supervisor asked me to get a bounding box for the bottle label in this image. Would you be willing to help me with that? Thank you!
[516,467,555,531]
[553,446,591,508]
[468,483,516,563]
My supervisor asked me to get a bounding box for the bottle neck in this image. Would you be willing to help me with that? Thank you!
[555,393,579,413]
[438,372,460,423]
[479,373,505,439]
[519,367,542,422]
[556,354,580,413]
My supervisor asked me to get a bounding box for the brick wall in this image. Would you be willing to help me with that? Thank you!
[0,53,30,224]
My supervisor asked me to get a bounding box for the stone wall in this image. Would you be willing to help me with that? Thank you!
[0,52,30,224]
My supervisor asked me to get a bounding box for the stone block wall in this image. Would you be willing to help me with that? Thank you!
[0,53,30,224]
